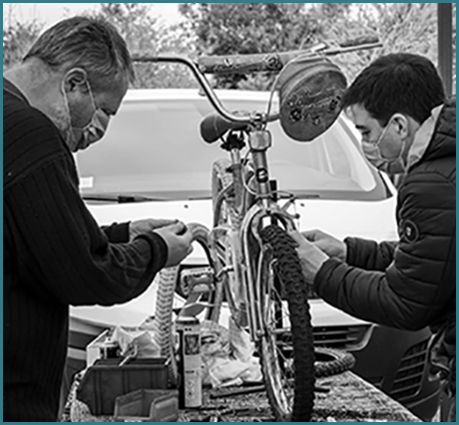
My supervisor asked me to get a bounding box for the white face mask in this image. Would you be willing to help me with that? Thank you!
[362,117,407,175]
[77,109,110,151]
[62,80,110,152]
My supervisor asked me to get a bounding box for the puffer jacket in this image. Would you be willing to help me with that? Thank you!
[314,98,455,346]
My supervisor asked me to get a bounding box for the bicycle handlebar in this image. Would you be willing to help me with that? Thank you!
[133,37,382,126]
[133,55,256,124]
[197,40,382,75]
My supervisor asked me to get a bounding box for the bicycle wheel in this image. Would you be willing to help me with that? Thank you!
[259,224,315,422]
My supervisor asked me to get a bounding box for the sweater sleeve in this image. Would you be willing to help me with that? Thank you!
[345,237,397,271]
[102,222,130,243]
[314,172,455,331]
[4,150,168,307]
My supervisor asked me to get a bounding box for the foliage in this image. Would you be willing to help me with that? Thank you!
[3,21,42,72]
[2,3,455,93]
[87,3,198,88]
[178,3,320,89]
[178,3,455,93]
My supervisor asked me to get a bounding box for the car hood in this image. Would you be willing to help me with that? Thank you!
[86,196,397,247]
[71,196,396,328]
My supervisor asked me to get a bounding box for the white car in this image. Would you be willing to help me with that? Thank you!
[68,89,439,420]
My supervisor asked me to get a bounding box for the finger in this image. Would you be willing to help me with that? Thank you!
[153,218,178,228]
[301,229,318,241]
[165,222,187,234]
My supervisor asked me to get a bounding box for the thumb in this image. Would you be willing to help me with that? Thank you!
[288,229,305,246]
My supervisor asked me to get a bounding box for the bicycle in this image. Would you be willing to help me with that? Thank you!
[139,39,380,421]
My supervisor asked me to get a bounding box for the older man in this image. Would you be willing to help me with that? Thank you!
[291,53,455,420]
[4,17,193,421]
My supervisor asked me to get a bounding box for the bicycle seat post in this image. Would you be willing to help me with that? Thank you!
[221,132,246,215]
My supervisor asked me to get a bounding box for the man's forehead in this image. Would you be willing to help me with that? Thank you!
[347,104,375,129]
[96,81,128,115]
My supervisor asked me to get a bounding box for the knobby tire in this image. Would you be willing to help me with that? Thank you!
[260,225,315,422]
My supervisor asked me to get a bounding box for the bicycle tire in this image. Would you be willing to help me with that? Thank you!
[259,224,315,422]
[152,266,180,386]
[153,223,212,386]
[315,347,356,378]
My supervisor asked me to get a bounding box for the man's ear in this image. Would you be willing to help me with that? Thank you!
[392,113,410,139]
[62,68,88,93]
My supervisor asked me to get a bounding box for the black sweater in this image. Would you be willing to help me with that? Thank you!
[3,79,168,421]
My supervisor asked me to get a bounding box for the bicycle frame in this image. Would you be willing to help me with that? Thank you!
[211,128,299,341]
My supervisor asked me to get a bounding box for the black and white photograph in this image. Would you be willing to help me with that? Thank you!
[3,3,455,422]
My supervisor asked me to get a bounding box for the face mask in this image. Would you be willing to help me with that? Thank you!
[362,117,407,175]
[62,80,110,152]
[77,109,110,151]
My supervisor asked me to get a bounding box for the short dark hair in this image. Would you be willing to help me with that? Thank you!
[341,53,446,125]
[23,16,135,90]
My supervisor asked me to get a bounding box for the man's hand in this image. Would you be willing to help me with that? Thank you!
[153,222,194,267]
[301,229,347,261]
[130,218,178,242]
[289,230,330,285]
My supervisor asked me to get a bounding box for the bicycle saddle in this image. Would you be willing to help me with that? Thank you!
[277,56,347,142]
[200,113,249,144]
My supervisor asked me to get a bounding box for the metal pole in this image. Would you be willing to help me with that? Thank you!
[437,3,453,97]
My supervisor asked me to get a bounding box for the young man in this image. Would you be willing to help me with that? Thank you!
[291,53,455,420]
[4,17,194,421]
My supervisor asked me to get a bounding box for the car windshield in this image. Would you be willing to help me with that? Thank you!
[76,89,390,202]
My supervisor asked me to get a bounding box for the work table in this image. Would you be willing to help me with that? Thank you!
[64,370,422,422]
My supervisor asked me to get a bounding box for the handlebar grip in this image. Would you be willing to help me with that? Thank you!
[197,39,381,75]
[200,114,249,144]
[339,34,380,48]
[198,52,297,75]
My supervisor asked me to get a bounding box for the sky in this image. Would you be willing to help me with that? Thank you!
[3,3,182,28]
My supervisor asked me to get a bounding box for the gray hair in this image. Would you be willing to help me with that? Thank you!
[23,16,135,90]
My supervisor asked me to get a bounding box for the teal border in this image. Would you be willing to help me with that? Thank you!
[1,10,3,425]
[1,3,456,425]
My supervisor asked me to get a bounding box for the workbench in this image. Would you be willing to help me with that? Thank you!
[63,370,422,422]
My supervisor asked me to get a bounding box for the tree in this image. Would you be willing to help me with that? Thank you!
[179,3,455,93]
[3,21,42,72]
[89,3,197,88]
[314,3,455,87]
[178,3,320,89]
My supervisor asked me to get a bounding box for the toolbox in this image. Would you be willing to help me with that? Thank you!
[114,388,179,422]
[76,357,169,416]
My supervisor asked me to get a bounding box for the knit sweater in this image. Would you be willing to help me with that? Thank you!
[3,78,168,421]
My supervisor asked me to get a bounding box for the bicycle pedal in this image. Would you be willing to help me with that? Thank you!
[180,267,215,294]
